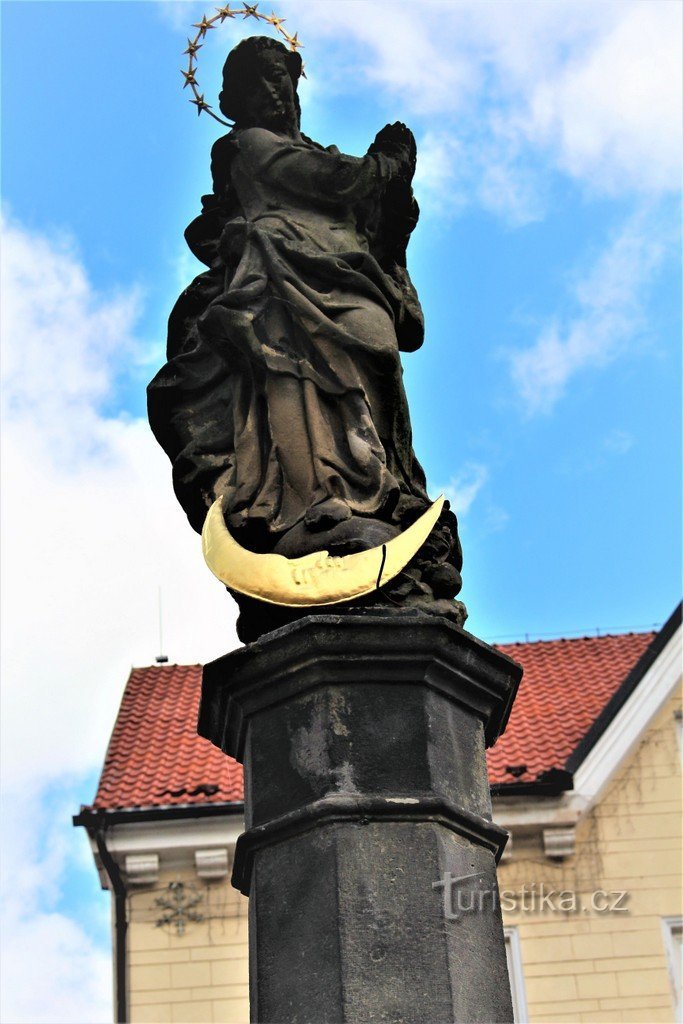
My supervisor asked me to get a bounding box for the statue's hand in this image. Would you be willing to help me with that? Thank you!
[369,121,416,178]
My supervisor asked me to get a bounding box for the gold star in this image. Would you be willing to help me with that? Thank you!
[183,38,203,58]
[215,4,235,21]
[265,11,285,29]
[181,68,198,88]
[190,93,213,115]
[285,30,302,50]
[242,3,260,18]
[192,15,215,36]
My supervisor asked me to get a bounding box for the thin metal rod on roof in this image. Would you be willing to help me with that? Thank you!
[156,586,169,664]
[484,622,663,644]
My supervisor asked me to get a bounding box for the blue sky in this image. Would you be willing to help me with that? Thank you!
[1,1,681,1019]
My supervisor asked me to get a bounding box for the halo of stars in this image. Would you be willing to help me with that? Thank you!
[182,5,304,126]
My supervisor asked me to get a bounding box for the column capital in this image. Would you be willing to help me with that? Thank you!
[199,612,522,759]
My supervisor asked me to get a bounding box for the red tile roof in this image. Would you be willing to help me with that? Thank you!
[490,631,655,786]
[89,629,656,811]
[92,664,242,811]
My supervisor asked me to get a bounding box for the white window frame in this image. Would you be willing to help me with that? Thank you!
[662,916,683,1024]
[505,926,529,1024]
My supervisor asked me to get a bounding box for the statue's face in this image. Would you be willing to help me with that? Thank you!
[247,51,297,130]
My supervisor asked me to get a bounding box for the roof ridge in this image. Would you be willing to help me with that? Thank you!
[497,629,657,647]
[130,662,204,670]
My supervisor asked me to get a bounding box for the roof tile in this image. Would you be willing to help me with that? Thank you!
[490,631,655,785]
[89,630,656,810]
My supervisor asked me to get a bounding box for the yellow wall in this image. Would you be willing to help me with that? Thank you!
[127,872,248,1024]
[499,684,682,1023]
[124,684,681,1024]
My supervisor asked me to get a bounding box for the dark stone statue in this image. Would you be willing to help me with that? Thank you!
[148,36,464,640]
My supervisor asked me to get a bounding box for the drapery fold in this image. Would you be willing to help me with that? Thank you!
[148,127,428,541]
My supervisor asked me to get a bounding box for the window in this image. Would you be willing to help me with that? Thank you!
[505,926,529,1024]
[662,917,682,1023]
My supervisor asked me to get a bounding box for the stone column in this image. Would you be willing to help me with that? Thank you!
[199,613,522,1024]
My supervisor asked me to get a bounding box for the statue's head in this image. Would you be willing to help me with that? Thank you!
[219,36,303,130]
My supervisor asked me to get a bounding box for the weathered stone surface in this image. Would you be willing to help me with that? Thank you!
[249,823,511,1024]
[200,614,522,1023]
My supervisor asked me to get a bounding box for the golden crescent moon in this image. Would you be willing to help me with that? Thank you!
[201,496,446,607]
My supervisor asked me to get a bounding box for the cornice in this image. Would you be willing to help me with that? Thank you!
[82,812,245,890]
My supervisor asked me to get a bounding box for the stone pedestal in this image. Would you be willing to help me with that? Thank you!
[199,613,522,1024]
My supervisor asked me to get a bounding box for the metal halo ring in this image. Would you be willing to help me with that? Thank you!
[182,5,303,126]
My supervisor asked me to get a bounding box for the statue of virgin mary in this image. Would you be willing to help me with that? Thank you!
[148,36,463,639]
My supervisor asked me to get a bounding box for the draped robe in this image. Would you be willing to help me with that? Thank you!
[148,126,430,546]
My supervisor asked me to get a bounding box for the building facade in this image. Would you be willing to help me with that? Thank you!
[75,605,682,1023]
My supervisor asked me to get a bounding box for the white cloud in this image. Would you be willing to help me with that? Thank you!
[153,1,681,220]
[483,505,510,534]
[507,209,669,415]
[155,0,196,33]
[442,463,489,516]
[1,214,238,791]
[603,429,634,456]
[413,131,464,206]
[526,3,682,195]
[0,213,241,1020]
[0,786,112,1024]
[303,1,479,117]
[414,128,543,225]
[474,144,543,226]
[294,0,681,218]
[1,907,112,1024]
[1,221,140,441]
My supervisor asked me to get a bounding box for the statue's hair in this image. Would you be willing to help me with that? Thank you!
[219,36,302,125]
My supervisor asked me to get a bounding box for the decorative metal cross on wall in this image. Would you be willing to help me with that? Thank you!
[154,881,204,936]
